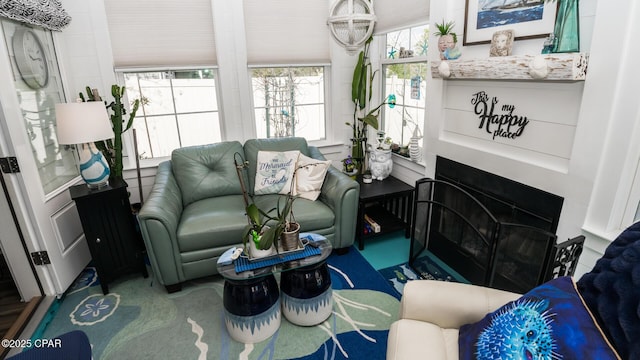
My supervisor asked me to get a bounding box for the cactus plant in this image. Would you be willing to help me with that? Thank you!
[80,85,140,181]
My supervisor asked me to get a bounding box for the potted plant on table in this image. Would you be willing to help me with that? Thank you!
[235,154,303,258]
[242,202,284,258]
[348,37,398,175]
[342,155,357,175]
[241,192,301,257]
[348,37,380,175]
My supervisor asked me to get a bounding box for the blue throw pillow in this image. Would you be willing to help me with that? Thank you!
[458,276,620,360]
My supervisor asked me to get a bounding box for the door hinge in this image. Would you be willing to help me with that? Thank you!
[0,157,20,173]
[31,251,51,265]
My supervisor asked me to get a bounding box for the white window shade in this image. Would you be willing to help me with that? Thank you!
[244,0,330,65]
[374,0,429,34]
[105,0,216,67]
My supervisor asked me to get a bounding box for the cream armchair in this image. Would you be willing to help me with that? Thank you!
[386,280,520,360]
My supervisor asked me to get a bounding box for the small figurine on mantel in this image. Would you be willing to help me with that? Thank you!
[435,20,461,60]
[490,30,514,57]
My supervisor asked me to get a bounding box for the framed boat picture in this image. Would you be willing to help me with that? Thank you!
[463,0,558,45]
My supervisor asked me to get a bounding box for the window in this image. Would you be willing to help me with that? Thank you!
[381,25,428,156]
[122,69,221,159]
[250,66,326,140]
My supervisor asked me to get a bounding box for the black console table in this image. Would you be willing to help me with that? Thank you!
[356,175,414,250]
[70,179,148,294]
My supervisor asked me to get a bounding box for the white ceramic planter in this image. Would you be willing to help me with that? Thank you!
[369,148,393,180]
[248,227,275,259]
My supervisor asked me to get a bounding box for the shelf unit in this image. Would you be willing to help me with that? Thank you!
[362,205,403,233]
[431,53,589,81]
[356,176,414,250]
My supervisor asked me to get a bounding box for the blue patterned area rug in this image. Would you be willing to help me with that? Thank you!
[36,247,399,360]
[378,253,469,297]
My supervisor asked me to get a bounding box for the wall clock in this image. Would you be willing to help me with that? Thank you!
[12,28,49,89]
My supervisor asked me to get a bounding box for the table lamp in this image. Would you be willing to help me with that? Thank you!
[55,101,113,189]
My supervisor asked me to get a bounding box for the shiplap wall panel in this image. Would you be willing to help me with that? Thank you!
[443,109,576,159]
[443,81,584,126]
[439,132,571,174]
[439,81,584,165]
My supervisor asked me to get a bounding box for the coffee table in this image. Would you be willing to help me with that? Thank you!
[217,237,333,343]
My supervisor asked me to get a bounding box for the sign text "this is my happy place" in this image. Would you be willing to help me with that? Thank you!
[471,91,529,140]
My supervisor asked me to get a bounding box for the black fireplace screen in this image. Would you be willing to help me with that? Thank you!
[409,158,584,293]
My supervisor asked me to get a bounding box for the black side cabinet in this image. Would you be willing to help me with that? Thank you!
[70,179,148,294]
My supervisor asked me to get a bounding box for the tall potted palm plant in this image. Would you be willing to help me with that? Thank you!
[348,37,396,174]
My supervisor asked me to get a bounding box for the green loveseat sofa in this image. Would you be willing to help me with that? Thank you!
[138,137,359,292]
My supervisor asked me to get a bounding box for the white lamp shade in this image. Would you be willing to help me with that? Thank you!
[55,102,113,145]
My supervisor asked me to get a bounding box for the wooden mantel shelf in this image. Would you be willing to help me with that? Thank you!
[431,53,589,81]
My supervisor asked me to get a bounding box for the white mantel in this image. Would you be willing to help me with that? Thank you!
[431,53,589,81]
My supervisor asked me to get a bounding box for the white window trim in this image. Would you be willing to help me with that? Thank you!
[374,27,429,170]
[247,64,332,143]
[115,67,223,170]
[380,55,428,66]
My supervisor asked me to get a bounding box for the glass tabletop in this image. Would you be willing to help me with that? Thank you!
[217,239,333,281]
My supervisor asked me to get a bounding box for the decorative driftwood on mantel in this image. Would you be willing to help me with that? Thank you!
[431,53,589,81]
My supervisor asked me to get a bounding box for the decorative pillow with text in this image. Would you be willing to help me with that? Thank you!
[294,154,331,201]
[254,150,300,195]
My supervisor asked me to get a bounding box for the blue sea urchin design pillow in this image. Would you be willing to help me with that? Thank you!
[475,298,557,359]
[458,276,620,360]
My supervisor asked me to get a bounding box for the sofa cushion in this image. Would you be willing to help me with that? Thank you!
[172,141,244,207]
[253,194,334,231]
[387,320,458,360]
[294,153,331,201]
[254,150,300,195]
[244,137,310,195]
[177,195,247,252]
[458,276,620,360]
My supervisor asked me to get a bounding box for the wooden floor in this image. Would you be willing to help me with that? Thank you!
[0,256,41,359]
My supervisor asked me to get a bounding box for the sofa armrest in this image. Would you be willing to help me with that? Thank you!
[138,161,184,286]
[399,280,521,329]
[309,146,360,249]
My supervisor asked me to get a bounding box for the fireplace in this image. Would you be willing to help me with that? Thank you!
[409,157,584,293]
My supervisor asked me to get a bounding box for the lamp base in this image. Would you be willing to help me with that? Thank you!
[86,180,109,190]
[75,143,110,189]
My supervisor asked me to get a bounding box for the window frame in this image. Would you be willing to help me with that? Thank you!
[376,24,429,164]
[247,64,330,142]
[381,58,428,143]
[115,66,223,169]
